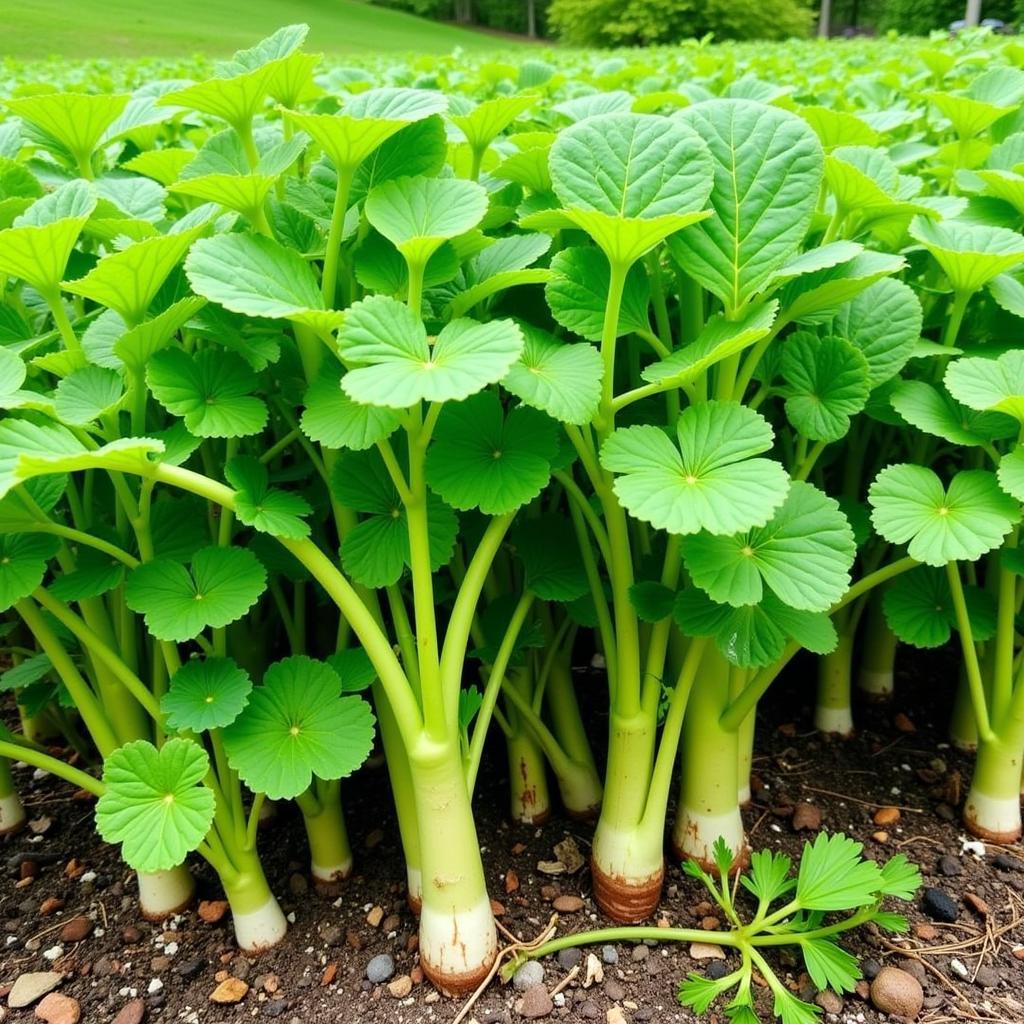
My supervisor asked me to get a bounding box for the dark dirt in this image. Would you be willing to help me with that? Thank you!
[2,647,1024,1024]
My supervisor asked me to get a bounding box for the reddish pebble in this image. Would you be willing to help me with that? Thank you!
[893,713,916,734]
[321,963,337,986]
[965,892,991,917]
[39,898,65,916]
[505,868,520,894]
[20,860,39,880]
[873,806,901,827]
[552,895,585,913]
[34,993,81,1024]
[197,900,229,924]
[60,917,93,943]
[112,999,145,1024]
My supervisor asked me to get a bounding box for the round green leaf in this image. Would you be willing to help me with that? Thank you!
[883,566,997,649]
[225,455,311,539]
[945,350,1024,423]
[95,738,215,873]
[869,465,1020,566]
[513,516,589,602]
[998,446,1024,502]
[53,366,124,426]
[0,534,60,611]
[223,655,375,800]
[600,401,789,536]
[300,365,401,451]
[125,546,267,642]
[338,295,523,407]
[161,657,253,732]
[910,217,1024,294]
[782,333,870,442]
[681,481,855,613]
[890,380,1017,446]
[424,392,556,515]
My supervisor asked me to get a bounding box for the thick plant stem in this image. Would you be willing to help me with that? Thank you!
[544,659,602,819]
[0,758,26,835]
[737,710,756,807]
[964,721,1024,843]
[372,681,423,910]
[590,712,662,923]
[300,783,354,890]
[857,595,896,702]
[137,866,196,921]
[673,651,746,869]
[815,630,855,737]
[222,847,288,953]
[506,727,552,825]
[410,737,496,995]
[949,666,979,752]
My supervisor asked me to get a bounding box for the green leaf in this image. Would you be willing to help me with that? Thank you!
[5,92,130,166]
[677,972,739,1015]
[424,392,556,515]
[332,449,457,588]
[884,566,996,648]
[0,181,95,292]
[550,112,712,220]
[890,381,1017,446]
[777,251,905,326]
[910,218,1024,294]
[53,366,124,425]
[300,365,401,450]
[545,247,650,341]
[161,657,253,732]
[670,100,823,312]
[49,548,125,602]
[681,482,855,612]
[673,589,787,668]
[740,848,795,906]
[223,655,375,800]
[185,232,342,333]
[160,63,282,129]
[451,94,537,153]
[802,939,860,995]
[63,227,204,326]
[782,334,870,442]
[600,402,789,536]
[629,581,676,623]
[0,534,60,611]
[878,854,922,900]
[226,456,311,538]
[0,654,54,693]
[283,88,447,173]
[998,447,1024,502]
[125,546,267,642]
[513,516,589,601]
[869,465,1019,566]
[502,323,603,426]
[147,347,268,438]
[112,296,208,372]
[945,350,1024,423]
[338,295,523,407]
[365,175,488,269]
[325,648,378,694]
[95,739,215,873]
[796,832,884,911]
[169,172,276,220]
[642,302,778,387]
[831,278,923,388]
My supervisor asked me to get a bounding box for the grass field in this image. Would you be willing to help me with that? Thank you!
[0,0,520,60]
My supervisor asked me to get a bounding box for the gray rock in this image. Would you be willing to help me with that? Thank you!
[631,944,649,962]
[974,966,999,989]
[706,961,729,980]
[578,1001,599,1020]
[519,984,553,1019]
[8,971,63,1008]
[366,953,395,984]
[937,854,962,877]
[861,958,881,980]
[556,947,581,970]
[815,990,843,1015]
[601,945,618,965]
[994,852,1021,871]
[922,887,959,923]
[604,979,626,1001]
[513,961,545,992]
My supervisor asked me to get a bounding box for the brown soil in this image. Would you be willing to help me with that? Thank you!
[2,648,1024,1023]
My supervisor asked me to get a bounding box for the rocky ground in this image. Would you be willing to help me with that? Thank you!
[1,649,1023,1024]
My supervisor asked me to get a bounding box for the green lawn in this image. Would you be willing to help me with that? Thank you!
[0,0,519,60]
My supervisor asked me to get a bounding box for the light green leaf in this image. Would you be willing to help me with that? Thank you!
[781,334,870,442]
[451,94,537,154]
[125,546,267,642]
[600,402,789,536]
[869,465,1019,566]
[796,832,884,911]
[945,350,1024,423]
[681,481,855,612]
[365,175,488,269]
[883,566,996,648]
[502,323,602,426]
[545,247,650,341]
[161,657,253,732]
[802,939,860,995]
[0,534,60,611]
[223,656,375,800]
[777,251,905,326]
[670,100,823,313]
[63,226,204,326]
[112,295,208,372]
[225,456,311,538]
[514,517,589,601]
[997,447,1024,502]
[184,232,342,332]
[5,92,130,166]
[325,648,378,694]
[910,218,1024,294]
[169,172,276,219]
[147,347,268,438]
[338,295,523,407]
[424,392,556,515]
[53,366,124,425]
[95,739,215,873]
[890,380,1017,446]
[300,364,401,450]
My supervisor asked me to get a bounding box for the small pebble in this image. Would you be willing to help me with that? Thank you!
[937,854,962,877]
[557,947,581,970]
[365,954,394,984]
[870,966,923,1018]
[603,979,625,1001]
[792,802,822,831]
[921,887,959,923]
[34,992,80,1024]
[513,961,545,992]
[974,966,999,989]
[601,946,618,965]
[518,984,553,1019]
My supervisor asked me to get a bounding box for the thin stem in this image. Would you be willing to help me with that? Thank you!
[946,561,995,742]
[0,740,103,797]
[322,167,355,309]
